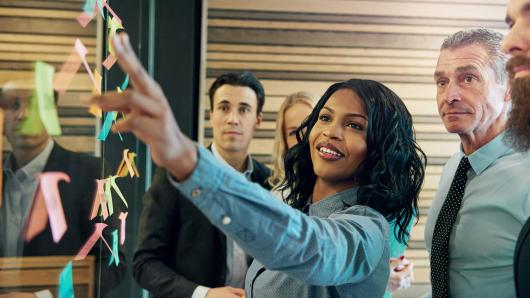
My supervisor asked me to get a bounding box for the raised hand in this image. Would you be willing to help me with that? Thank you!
[91,33,197,180]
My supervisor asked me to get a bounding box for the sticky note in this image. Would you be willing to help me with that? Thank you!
[97,111,116,141]
[74,223,115,261]
[23,187,47,242]
[109,175,127,208]
[75,39,100,95]
[102,54,117,70]
[24,172,70,243]
[54,48,82,94]
[36,62,61,136]
[118,212,127,245]
[107,16,124,57]
[108,229,119,266]
[103,2,122,25]
[120,74,129,91]
[89,179,109,220]
[104,178,114,216]
[40,172,70,243]
[116,149,140,178]
[19,62,60,136]
[58,261,74,298]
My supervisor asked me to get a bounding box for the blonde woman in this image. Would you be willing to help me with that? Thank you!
[269,91,316,191]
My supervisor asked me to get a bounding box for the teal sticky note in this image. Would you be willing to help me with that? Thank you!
[97,111,116,141]
[120,74,129,90]
[58,261,74,298]
[83,0,97,15]
[108,229,119,266]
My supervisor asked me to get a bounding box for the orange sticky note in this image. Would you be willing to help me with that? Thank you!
[102,55,117,70]
[89,179,109,220]
[54,48,82,94]
[116,149,140,178]
[24,172,70,243]
[74,223,115,260]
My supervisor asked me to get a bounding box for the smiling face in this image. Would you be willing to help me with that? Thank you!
[210,84,262,155]
[309,88,368,187]
[434,44,509,142]
[283,102,313,150]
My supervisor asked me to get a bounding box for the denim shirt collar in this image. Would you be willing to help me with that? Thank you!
[460,132,513,175]
[307,187,359,218]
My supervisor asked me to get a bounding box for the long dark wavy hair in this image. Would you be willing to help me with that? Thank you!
[280,79,426,243]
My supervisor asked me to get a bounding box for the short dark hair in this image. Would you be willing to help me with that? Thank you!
[281,79,426,244]
[208,71,265,114]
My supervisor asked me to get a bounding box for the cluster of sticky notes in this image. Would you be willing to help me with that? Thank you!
[20,61,62,136]
[24,172,70,244]
[116,149,140,178]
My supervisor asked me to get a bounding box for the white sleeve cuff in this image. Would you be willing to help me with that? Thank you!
[34,289,54,298]
[191,285,211,298]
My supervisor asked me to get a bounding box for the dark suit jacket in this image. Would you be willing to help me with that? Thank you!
[1,143,126,294]
[133,151,271,298]
[515,216,530,298]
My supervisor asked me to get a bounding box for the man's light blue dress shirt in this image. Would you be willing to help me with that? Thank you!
[425,133,530,297]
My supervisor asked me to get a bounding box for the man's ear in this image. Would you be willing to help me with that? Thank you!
[256,112,263,127]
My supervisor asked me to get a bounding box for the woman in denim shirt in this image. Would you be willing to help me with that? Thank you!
[94,34,426,298]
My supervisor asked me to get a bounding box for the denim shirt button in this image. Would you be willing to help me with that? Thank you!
[221,216,231,225]
[191,188,202,197]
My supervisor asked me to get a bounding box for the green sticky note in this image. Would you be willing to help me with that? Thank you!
[20,61,61,136]
[110,176,127,208]
[18,92,45,135]
[105,178,114,216]
[58,261,74,298]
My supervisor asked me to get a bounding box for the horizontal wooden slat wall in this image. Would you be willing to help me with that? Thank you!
[0,0,99,155]
[203,0,507,294]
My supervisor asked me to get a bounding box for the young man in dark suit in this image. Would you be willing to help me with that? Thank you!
[501,1,530,297]
[133,71,271,298]
[0,81,125,297]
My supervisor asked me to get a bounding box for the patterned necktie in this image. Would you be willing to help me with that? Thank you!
[430,156,471,298]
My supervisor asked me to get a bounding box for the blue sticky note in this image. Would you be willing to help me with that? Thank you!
[97,111,116,141]
[58,261,74,298]
[83,0,96,15]
[108,229,119,266]
[120,74,129,90]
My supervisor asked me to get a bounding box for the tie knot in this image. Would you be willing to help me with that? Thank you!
[459,156,471,172]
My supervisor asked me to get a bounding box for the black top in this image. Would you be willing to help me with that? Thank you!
[133,149,271,298]
[1,143,126,295]
[515,216,530,298]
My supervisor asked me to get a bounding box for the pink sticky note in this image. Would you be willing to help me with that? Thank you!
[75,39,100,94]
[76,11,94,28]
[104,1,122,25]
[89,179,109,220]
[40,172,70,243]
[74,223,115,260]
[102,55,117,70]
[24,173,70,243]
[54,49,82,94]
[118,212,128,245]
[24,189,48,242]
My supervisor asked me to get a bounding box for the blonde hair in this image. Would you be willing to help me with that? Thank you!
[268,91,316,188]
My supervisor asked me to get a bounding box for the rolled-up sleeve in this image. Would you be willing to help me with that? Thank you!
[170,145,388,286]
